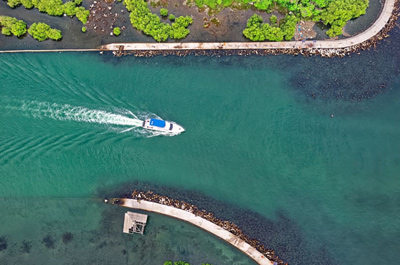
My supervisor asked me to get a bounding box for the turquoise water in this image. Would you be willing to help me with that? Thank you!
[0,198,253,265]
[0,46,400,265]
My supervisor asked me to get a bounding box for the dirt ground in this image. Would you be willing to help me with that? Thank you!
[294,20,317,41]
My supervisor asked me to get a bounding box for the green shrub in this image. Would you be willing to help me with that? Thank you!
[75,6,90,24]
[269,14,277,25]
[28,22,50,41]
[326,22,343,37]
[243,14,298,41]
[64,1,77,16]
[6,0,21,8]
[48,28,62,40]
[170,16,192,39]
[113,27,121,36]
[0,16,27,37]
[316,0,368,37]
[1,27,11,35]
[28,22,62,41]
[123,0,193,41]
[253,0,272,11]
[169,14,175,21]
[21,0,33,8]
[279,14,298,40]
[6,0,89,25]
[37,0,65,16]
[160,8,168,17]
[81,26,86,32]
[11,20,27,36]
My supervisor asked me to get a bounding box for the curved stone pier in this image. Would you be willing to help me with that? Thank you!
[113,198,273,265]
[0,0,397,55]
[101,0,396,51]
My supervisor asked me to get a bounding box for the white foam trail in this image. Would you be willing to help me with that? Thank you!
[3,100,180,137]
[17,101,143,127]
[127,110,136,118]
[119,127,136,133]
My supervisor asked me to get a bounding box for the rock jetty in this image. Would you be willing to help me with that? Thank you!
[112,190,287,265]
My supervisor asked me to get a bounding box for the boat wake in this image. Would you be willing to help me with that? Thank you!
[4,100,180,137]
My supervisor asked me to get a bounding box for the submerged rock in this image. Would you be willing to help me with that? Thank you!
[62,232,74,244]
[0,236,7,252]
[42,235,55,249]
[20,240,32,253]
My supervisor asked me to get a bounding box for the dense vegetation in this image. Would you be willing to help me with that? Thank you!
[316,0,369,37]
[163,261,212,265]
[243,14,298,41]
[124,0,193,41]
[189,0,369,38]
[2,0,370,42]
[0,16,27,37]
[5,0,89,25]
[0,16,62,41]
[28,22,62,41]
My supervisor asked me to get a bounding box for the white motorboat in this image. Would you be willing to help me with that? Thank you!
[142,118,185,134]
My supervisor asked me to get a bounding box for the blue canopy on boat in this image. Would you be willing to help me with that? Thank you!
[150,119,166,128]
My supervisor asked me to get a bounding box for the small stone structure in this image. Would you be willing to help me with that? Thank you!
[123,211,148,235]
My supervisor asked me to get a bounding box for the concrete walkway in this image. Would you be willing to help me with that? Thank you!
[118,198,273,265]
[101,0,396,51]
[0,49,99,53]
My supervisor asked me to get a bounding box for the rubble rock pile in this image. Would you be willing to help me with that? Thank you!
[87,0,126,35]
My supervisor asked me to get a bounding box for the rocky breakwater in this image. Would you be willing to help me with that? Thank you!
[111,190,287,265]
[312,0,400,58]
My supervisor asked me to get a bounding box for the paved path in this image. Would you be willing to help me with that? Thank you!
[117,198,273,265]
[0,49,99,53]
[101,0,395,51]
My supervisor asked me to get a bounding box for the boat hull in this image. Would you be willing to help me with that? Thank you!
[142,119,185,134]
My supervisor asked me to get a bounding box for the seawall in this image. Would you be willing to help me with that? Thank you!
[100,0,398,57]
[0,0,397,56]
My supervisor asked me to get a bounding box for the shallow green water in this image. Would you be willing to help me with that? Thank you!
[0,52,399,265]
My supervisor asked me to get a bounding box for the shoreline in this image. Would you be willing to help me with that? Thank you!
[108,190,288,265]
[0,0,398,57]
